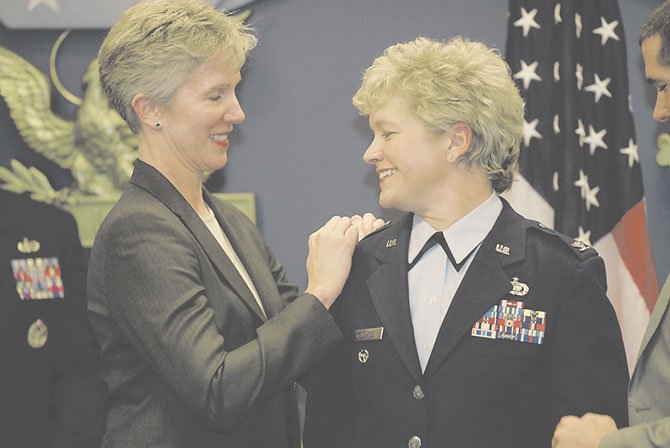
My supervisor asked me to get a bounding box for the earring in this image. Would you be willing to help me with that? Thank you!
[447,155,454,162]
[155,123,161,128]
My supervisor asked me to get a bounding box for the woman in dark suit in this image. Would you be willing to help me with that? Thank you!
[87,1,365,446]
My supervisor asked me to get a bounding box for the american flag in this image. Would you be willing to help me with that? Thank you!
[503,0,658,373]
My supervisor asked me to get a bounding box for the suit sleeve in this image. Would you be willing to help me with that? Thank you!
[98,210,342,431]
[302,262,359,448]
[47,211,106,448]
[549,255,629,429]
[599,418,670,448]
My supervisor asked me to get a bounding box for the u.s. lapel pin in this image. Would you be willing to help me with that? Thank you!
[17,237,40,254]
[495,243,510,255]
[386,238,397,248]
[510,276,529,296]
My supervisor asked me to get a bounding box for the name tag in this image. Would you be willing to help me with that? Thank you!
[353,327,384,342]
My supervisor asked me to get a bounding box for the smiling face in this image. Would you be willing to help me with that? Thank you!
[363,96,453,214]
[642,34,670,123]
[156,49,245,174]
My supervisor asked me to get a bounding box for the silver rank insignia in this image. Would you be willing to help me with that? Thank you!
[357,349,370,364]
[509,276,529,296]
[27,319,48,349]
[386,239,397,248]
[17,237,40,254]
[495,244,510,255]
[570,239,590,252]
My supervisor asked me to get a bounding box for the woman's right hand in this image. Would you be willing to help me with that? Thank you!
[305,216,359,309]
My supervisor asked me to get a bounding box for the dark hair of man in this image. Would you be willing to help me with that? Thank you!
[639,0,670,66]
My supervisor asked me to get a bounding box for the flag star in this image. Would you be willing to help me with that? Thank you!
[577,227,592,246]
[584,125,608,155]
[553,61,560,82]
[553,172,559,192]
[27,0,59,11]
[574,169,590,198]
[554,4,562,24]
[576,63,584,89]
[514,60,542,90]
[575,13,583,38]
[514,7,541,38]
[553,114,560,134]
[523,118,542,147]
[584,73,612,103]
[585,184,600,211]
[619,138,639,167]
[593,17,620,46]
[575,119,586,146]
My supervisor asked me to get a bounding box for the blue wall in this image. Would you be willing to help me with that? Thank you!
[1,0,668,290]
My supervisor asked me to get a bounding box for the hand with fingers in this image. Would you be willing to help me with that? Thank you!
[351,212,386,241]
[305,216,359,309]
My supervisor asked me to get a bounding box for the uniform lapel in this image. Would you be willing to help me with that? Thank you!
[423,201,527,378]
[130,160,267,322]
[366,214,423,383]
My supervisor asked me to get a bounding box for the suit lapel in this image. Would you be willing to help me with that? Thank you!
[366,214,423,383]
[424,201,527,378]
[633,273,670,370]
[205,190,282,319]
[130,160,267,322]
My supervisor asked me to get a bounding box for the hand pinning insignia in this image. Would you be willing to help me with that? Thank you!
[510,276,529,296]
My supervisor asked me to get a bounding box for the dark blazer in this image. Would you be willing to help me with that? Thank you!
[0,189,105,448]
[304,199,629,448]
[87,160,342,448]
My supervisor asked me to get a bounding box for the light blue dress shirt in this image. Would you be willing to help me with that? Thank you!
[408,193,503,372]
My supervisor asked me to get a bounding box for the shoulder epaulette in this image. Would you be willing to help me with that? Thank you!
[358,220,392,243]
[529,220,598,259]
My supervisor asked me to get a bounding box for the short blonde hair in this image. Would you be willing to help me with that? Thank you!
[353,37,525,193]
[99,0,257,133]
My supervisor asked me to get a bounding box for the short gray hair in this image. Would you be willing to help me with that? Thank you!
[98,0,257,133]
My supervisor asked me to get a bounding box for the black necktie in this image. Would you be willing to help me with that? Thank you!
[408,232,476,272]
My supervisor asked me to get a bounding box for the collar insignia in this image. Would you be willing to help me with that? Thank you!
[495,243,510,255]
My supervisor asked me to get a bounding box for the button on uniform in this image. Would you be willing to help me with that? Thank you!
[408,435,422,448]
[412,385,424,400]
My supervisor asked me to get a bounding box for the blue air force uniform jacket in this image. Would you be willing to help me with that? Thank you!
[304,199,628,448]
[0,190,105,448]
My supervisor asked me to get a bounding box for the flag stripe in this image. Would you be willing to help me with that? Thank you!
[611,201,659,309]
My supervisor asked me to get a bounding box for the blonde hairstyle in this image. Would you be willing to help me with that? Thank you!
[353,37,525,193]
[98,0,257,133]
